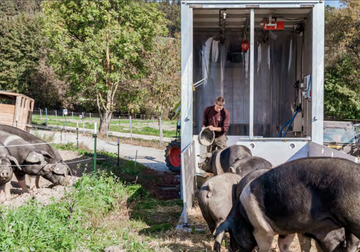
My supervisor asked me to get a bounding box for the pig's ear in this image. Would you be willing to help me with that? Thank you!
[7,155,22,170]
[229,167,236,173]
[207,182,213,198]
[213,218,232,237]
[25,152,41,163]
[40,150,54,159]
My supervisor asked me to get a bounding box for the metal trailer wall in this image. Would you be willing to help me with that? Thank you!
[180,0,325,227]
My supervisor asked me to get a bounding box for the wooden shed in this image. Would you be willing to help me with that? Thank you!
[0,91,34,131]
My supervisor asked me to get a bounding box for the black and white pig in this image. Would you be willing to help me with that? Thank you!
[214,157,360,252]
[229,157,272,177]
[234,168,358,252]
[198,157,272,252]
[198,145,252,175]
[0,131,64,193]
[0,125,69,178]
[198,173,243,252]
[0,143,21,202]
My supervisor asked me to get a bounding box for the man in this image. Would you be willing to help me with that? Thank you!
[202,96,230,152]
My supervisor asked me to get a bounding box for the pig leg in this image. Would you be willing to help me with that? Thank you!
[344,230,359,252]
[213,223,225,252]
[297,233,312,252]
[28,175,38,190]
[35,175,40,188]
[15,173,29,193]
[241,185,275,252]
[0,185,6,202]
[278,234,296,252]
[5,182,11,200]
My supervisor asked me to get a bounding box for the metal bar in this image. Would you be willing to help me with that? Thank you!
[94,123,97,174]
[76,122,79,149]
[117,138,120,167]
[45,108,48,129]
[249,8,254,139]
[184,0,320,3]
[311,2,324,145]
[189,4,315,8]
[193,78,207,88]
[134,150,138,167]
[238,137,311,141]
[130,116,132,143]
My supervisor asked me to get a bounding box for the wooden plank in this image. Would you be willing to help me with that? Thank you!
[0,104,15,114]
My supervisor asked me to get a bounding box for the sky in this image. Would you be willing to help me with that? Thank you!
[325,0,342,8]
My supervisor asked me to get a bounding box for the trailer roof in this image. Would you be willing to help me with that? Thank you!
[193,8,312,30]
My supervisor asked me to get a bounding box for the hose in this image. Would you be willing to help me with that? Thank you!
[278,107,302,138]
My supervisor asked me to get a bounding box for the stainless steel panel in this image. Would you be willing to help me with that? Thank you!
[308,142,359,163]
[249,9,255,138]
[181,4,194,150]
[181,141,196,213]
[311,3,324,144]
[237,140,309,167]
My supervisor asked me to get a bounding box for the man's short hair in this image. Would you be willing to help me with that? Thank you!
[215,96,225,106]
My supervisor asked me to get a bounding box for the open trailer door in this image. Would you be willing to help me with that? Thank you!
[179,0,325,229]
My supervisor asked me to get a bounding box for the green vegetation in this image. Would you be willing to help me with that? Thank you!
[0,152,183,251]
[324,1,360,119]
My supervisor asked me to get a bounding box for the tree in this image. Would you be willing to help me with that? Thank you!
[157,1,180,36]
[141,34,181,143]
[42,0,167,133]
[324,1,360,119]
[0,13,43,93]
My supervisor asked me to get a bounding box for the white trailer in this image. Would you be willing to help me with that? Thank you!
[179,0,358,227]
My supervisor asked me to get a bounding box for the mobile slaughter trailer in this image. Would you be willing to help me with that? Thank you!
[179,0,358,225]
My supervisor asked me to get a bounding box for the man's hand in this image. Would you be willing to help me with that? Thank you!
[202,126,206,130]
[208,125,214,131]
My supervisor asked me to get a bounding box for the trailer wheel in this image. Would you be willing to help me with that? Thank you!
[165,140,181,172]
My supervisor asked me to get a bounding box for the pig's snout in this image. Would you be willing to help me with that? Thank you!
[1,170,10,178]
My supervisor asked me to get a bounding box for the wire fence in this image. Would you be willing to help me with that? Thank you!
[30,109,178,144]
[0,127,141,173]
[33,109,164,120]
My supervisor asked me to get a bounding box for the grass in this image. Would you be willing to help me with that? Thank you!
[0,141,193,251]
[31,115,177,138]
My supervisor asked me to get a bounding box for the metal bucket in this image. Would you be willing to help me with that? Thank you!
[198,127,215,146]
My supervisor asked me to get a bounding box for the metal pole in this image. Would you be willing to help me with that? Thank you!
[76,122,79,149]
[134,150,138,167]
[130,115,132,143]
[94,122,97,174]
[45,108,48,129]
[249,8,255,139]
[159,117,163,147]
[55,110,57,119]
[117,138,120,167]
[82,112,85,134]
[62,112,65,130]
